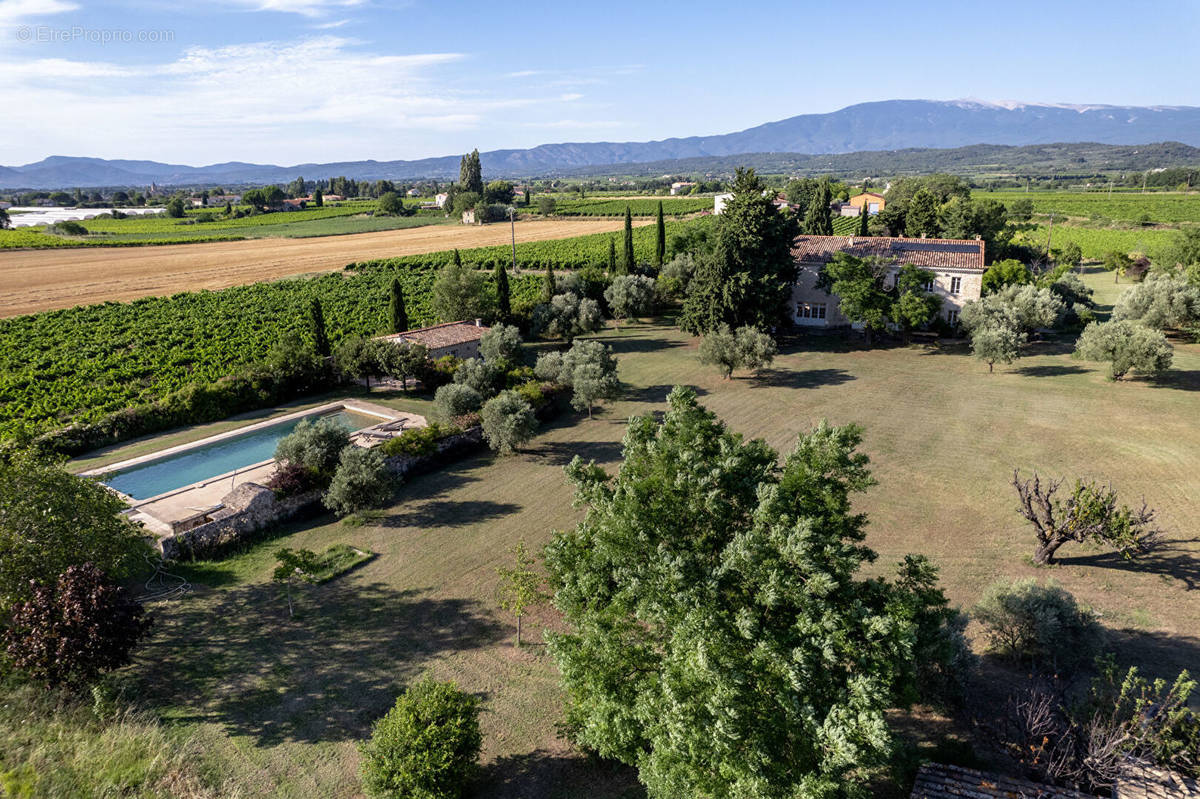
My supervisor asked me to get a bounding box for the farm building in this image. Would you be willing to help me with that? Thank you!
[789,234,985,328]
[406,188,421,197]
[435,192,449,208]
[849,192,885,215]
[378,320,490,361]
[713,192,734,214]
[670,181,697,195]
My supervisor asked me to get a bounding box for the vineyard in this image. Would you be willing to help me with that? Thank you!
[973,190,1200,224]
[358,216,713,270]
[546,197,712,217]
[0,268,543,440]
[1012,224,1180,260]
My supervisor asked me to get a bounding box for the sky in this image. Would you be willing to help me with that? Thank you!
[0,0,1196,166]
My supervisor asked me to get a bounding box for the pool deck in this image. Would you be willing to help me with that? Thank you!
[82,400,422,536]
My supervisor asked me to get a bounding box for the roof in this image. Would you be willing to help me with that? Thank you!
[852,192,886,200]
[379,320,488,350]
[911,763,1097,799]
[792,234,986,271]
[1114,765,1200,799]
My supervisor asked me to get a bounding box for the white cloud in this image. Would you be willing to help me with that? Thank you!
[0,0,76,24]
[218,0,367,17]
[0,36,606,163]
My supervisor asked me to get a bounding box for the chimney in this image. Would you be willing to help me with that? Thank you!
[474,318,482,327]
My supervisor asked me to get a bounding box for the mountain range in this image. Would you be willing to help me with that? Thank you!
[3,99,1200,190]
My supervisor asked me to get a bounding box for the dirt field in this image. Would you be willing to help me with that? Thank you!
[0,219,647,318]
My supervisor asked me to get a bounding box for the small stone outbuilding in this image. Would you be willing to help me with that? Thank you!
[378,320,490,361]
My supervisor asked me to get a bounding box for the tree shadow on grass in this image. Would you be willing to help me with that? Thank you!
[1150,369,1200,392]
[1010,364,1089,377]
[750,367,856,389]
[601,335,686,356]
[620,383,707,405]
[530,439,624,467]
[380,499,523,529]
[138,580,505,748]
[474,749,644,799]
[1103,628,1200,684]
[1056,537,1200,591]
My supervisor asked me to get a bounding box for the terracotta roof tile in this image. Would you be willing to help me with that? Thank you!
[792,234,986,271]
[910,763,1097,799]
[379,321,488,350]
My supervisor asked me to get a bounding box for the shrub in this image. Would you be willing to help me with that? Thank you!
[360,677,482,799]
[433,383,483,422]
[1074,319,1173,380]
[503,365,535,389]
[515,380,546,408]
[323,446,393,517]
[480,390,537,454]
[380,423,459,458]
[265,462,323,498]
[4,563,152,688]
[274,417,352,477]
[973,578,1102,666]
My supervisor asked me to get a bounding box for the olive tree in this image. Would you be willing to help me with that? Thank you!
[323,446,392,517]
[432,262,492,323]
[532,291,603,341]
[698,324,777,379]
[479,323,523,365]
[560,339,620,418]
[973,578,1101,665]
[1074,319,1173,380]
[1112,273,1200,330]
[604,274,656,324]
[970,316,1026,372]
[480,390,537,454]
[274,417,352,478]
[433,383,483,422]
[452,357,502,398]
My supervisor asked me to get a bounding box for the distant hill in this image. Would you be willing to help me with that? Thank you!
[4,99,1200,189]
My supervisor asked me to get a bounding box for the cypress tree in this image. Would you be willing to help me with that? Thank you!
[621,206,634,275]
[453,248,462,267]
[655,201,666,266]
[308,297,330,356]
[608,237,617,274]
[802,180,834,235]
[495,261,511,321]
[389,278,408,333]
[543,262,556,303]
[857,205,870,237]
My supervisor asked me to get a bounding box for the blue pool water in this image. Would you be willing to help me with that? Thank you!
[103,410,380,501]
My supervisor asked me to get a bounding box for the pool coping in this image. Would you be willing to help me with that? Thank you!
[82,400,401,508]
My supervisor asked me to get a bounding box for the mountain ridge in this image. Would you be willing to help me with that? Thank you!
[4,99,1200,189]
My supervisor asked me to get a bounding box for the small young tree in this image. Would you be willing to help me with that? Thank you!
[272,547,320,618]
[973,578,1102,666]
[360,677,482,799]
[1012,471,1160,565]
[1101,250,1133,283]
[537,195,556,216]
[495,539,547,647]
[274,417,352,477]
[389,278,408,334]
[309,297,331,356]
[604,274,656,324]
[534,350,565,383]
[3,563,152,688]
[561,339,620,418]
[480,390,537,454]
[323,446,392,517]
[1074,320,1173,380]
[479,323,523,366]
[433,383,483,422]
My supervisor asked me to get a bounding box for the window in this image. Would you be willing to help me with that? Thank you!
[950,276,962,295]
[867,202,879,214]
[946,309,959,325]
[798,302,826,320]
[922,277,935,292]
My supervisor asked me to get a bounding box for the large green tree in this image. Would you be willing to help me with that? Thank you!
[458,149,483,194]
[815,253,893,345]
[0,453,150,609]
[546,387,963,798]
[802,179,834,235]
[680,168,799,334]
[904,188,939,238]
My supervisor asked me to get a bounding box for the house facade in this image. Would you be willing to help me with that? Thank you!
[848,192,885,215]
[789,235,985,328]
[378,320,489,361]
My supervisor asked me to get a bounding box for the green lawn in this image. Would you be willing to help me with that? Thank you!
[74,270,1200,796]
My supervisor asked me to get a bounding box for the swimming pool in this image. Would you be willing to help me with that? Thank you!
[102,409,381,501]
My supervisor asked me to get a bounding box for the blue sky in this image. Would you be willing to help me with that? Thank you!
[0,0,1195,166]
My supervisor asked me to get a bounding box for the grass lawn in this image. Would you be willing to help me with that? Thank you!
[119,268,1200,797]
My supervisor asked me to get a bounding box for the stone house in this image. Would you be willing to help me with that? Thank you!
[378,320,490,361]
[789,234,985,328]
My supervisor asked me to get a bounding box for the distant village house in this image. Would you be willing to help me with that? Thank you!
[670,181,697,195]
[790,234,985,328]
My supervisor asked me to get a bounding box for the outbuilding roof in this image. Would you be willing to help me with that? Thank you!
[379,320,488,350]
[910,763,1096,799]
[792,234,986,271]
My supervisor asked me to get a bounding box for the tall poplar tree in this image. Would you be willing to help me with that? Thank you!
[621,206,635,275]
[654,201,666,266]
[389,278,408,334]
[308,297,331,356]
[459,149,483,194]
[858,204,870,236]
[495,261,511,321]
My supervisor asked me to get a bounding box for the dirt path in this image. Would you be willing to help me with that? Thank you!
[0,219,649,317]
